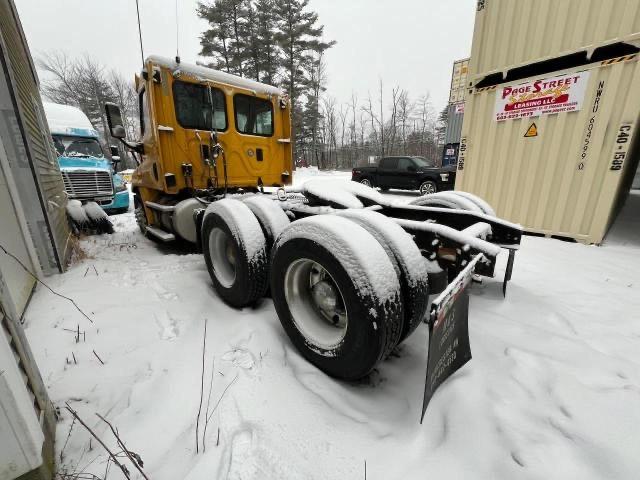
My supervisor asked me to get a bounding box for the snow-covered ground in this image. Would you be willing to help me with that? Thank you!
[23,171,640,479]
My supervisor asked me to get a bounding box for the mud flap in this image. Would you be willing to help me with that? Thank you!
[194,208,206,252]
[421,254,482,423]
[502,248,516,297]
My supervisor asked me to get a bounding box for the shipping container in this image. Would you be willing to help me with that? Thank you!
[449,58,469,104]
[444,102,465,144]
[455,53,640,244]
[469,0,640,79]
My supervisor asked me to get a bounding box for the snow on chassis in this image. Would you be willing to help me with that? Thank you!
[196,182,522,384]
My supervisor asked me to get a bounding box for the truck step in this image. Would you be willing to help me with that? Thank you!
[145,201,176,212]
[145,226,176,242]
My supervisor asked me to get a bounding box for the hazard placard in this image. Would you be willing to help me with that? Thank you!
[524,123,538,137]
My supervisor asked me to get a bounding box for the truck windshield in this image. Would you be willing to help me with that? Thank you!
[52,135,104,158]
[413,157,435,168]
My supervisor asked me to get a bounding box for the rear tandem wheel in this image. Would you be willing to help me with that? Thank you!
[201,198,269,308]
[270,215,404,380]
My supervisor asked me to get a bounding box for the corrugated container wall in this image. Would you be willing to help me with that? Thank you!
[456,54,640,244]
[469,0,640,78]
[444,103,465,144]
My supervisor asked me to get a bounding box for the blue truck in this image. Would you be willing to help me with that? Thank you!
[43,102,129,214]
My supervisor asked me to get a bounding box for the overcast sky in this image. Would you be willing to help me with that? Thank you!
[15,0,476,112]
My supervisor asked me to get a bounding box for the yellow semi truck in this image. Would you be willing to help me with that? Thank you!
[105,57,521,407]
[106,56,292,243]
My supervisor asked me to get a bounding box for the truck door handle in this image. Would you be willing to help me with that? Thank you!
[256,148,263,161]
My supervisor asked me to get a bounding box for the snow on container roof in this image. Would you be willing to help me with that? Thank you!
[147,56,284,96]
[43,102,99,138]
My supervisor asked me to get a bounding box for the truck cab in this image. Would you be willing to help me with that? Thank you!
[43,102,129,214]
[104,56,292,243]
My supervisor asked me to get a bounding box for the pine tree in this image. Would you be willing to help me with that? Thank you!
[244,1,262,81]
[254,0,280,84]
[227,0,247,76]
[198,1,233,73]
[272,0,335,149]
[435,106,448,146]
[198,0,248,76]
[273,0,335,101]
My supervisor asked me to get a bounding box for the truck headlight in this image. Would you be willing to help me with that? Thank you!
[115,182,127,193]
[440,173,450,182]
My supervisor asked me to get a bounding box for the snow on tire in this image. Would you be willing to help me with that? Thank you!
[271,215,403,380]
[202,199,268,308]
[337,209,429,343]
[242,195,290,251]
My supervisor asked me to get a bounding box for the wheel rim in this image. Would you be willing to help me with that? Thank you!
[284,259,348,349]
[360,179,372,187]
[420,182,435,195]
[209,228,237,288]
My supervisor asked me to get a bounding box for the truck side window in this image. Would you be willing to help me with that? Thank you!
[397,158,414,171]
[380,157,398,169]
[414,156,436,168]
[139,88,146,135]
[173,80,227,131]
[233,94,273,136]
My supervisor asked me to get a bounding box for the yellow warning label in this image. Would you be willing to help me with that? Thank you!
[524,123,538,137]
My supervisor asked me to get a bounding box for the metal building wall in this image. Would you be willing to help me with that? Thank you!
[0,3,63,478]
[0,157,36,319]
[456,55,640,244]
[0,0,70,276]
[469,0,640,79]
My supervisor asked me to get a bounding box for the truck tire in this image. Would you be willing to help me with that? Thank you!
[337,209,429,343]
[271,215,403,380]
[419,180,437,195]
[242,195,290,252]
[202,199,269,308]
[360,178,373,188]
[134,194,148,235]
[450,191,496,216]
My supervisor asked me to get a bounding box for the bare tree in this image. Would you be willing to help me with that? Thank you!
[362,92,381,156]
[305,52,327,167]
[38,51,139,153]
[109,72,139,141]
[397,90,412,154]
[321,96,337,169]
[338,104,348,168]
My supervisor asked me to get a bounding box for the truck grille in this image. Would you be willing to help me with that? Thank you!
[62,171,113,199]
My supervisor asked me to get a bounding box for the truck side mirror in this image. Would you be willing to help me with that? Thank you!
[109,145,119,157]
[105,103,126,139]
